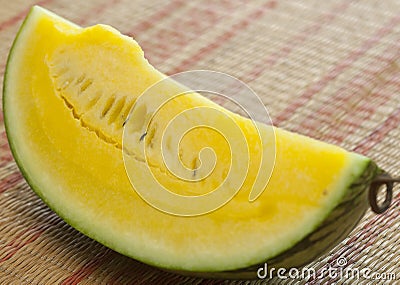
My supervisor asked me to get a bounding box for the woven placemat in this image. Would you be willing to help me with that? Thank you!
[0,0,399,284]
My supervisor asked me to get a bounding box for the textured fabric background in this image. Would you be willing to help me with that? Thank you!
[0,0,399,284]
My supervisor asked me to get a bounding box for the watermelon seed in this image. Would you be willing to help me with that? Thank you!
[109,96,126,126]
[101,95,116,118]
[122,100,135,122]
[79,78,93,94]
[139,132,147,141]
[145,126,156,148]
[86,92,101,110]
[75,74,86,85]
[192,157,200,170]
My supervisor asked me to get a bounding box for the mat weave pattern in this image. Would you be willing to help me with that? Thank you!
[0,0,399,284]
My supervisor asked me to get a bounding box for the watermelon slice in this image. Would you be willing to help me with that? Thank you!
[3,6,389,278]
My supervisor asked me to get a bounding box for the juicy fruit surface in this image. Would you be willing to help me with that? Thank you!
[4,6,371,271]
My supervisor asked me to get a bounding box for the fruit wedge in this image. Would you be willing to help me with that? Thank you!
[3,6,381,278]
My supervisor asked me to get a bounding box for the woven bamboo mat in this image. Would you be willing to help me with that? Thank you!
[0,0,399,284]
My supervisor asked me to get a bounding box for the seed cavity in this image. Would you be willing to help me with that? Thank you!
[76,74,86,86]
[145,125,156,148]
[46,49,137,151]
[101,95,116,118]
[109,96,126,125]
[192,157,200,170]
[86,91,101,110]
[121,100,135,124]
[79,79,93,93]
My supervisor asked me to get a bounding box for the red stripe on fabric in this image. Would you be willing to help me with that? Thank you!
[0,130,8,143]
[273,13,400,126]
[0,152,13,169]
[357,195,400,234]
[0,227,46,263]
[75,0,122,26]
[353,106,400,154]
[0,214,61,263]
[246,0,352,81]
[60,250,113,285]
[0,131,13,169]
[347,205,399,247]
[1,226,31,249]
[168,0,278,75]
[210,0,352,107]
[297,42,400,143]
[0,0,54,32]
[323,76,399,145]
[127,0,186,36]
[1,225,44,249]
[344,207,397,250]
[0,141,13,165]
[141,2,239,65]
[0,171,22,193]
